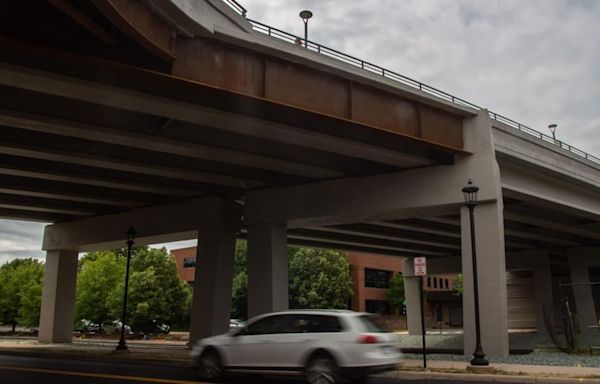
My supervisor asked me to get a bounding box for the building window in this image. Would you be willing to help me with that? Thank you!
[365,300,391,314]
[183,257,196,268]
[445,279,449,289]
[364,268,392,288]
[427,276,431,288]
[433,277,438,289]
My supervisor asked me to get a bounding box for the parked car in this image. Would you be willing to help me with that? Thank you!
[229,319,244,330]
[191,310,401,384]
[73,319,100,334]
[135,320,170,335]
[101,320,132,335]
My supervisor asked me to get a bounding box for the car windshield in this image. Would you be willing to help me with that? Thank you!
[358,315,384,333]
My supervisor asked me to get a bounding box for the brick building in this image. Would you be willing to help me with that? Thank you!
[171,247,461,327]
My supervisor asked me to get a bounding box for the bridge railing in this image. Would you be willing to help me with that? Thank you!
[220,2,600,166]
[222,0,247,16]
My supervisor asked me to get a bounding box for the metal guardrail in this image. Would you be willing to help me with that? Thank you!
[221,1,600,166]
[222,0,247,16]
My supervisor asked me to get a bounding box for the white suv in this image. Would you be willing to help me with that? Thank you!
[191,310,401,383]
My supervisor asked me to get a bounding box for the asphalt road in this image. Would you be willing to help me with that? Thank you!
[0,354,507,384]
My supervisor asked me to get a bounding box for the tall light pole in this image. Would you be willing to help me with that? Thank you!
[299,10,313,49]
[548,123,557,141]
[462,180,489,366]
[116,226,136,351]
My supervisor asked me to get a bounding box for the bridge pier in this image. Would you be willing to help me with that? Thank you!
[189,227,237,345]
[39,250,78,343]
[246,222,289,318]
[568,248,599,343]
[460,202,509,357]
[402,259,423,336]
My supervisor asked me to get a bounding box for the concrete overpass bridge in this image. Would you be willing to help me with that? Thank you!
[1,0,598,357]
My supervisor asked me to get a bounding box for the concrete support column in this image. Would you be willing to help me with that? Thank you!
[403,258,423,335]
[461,202,509,357]
[247,222,288,318]
[39,250,78,343]
[189,227,237,345]
[533,252,553,333]
[568,249,598,341]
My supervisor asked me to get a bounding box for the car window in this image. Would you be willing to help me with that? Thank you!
[242,314,344,335]
[358,315,384,332]
[292,314,343,333]
[244,315,289,335]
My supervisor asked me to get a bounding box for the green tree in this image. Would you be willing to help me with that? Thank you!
[385,273,405,314]
[230,241,248,320]
[0,259,44,331]
[105,247,191,333]
[75,251,125,327]
[288,247,353,309]
[454,274,463,295]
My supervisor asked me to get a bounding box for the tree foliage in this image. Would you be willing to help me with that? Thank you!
[385,273,405,314]
[230,241,248,320]
[0,259,44,330]
[76,251,124,327]
[288,247,353,309]
[76,247,191,333]
[454,274,463,295]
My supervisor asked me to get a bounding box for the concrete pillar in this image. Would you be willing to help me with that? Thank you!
[533,252,553,333]
[568,257,597,341]
[189,227,237,345]
[403,258,423,335]
[568,248,599,342]
[461,202,509,357]
[247,222,288,318]
[39,250,78,343]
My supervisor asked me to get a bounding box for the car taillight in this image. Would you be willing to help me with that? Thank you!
[358,334,379,344]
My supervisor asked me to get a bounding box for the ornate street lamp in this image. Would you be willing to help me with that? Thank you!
[116,226,136,351]
[547,123,557,141]
[299,10,313,49]
[462,180,489,366]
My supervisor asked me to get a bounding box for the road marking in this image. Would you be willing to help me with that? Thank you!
[0,365,205,383]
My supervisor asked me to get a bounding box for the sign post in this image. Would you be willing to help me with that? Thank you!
[414,257,427,368]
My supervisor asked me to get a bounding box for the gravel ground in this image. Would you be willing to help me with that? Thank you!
[398,331,600,367]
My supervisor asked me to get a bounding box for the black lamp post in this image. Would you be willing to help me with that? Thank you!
[299,10,313,49]
[116,226,136,351]
[462,180,489,366]
[548,123,557,141]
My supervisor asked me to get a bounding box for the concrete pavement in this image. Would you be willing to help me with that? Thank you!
[0,338,599,383]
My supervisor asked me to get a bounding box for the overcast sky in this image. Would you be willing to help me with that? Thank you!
[1,0,599,266]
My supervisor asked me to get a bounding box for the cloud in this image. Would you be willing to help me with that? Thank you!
[0,220,46,266]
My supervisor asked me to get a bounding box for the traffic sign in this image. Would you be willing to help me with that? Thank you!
[414,257,427,276]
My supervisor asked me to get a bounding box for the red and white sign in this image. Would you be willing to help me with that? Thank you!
[414,257,427,276]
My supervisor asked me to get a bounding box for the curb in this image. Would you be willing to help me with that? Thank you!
[382,369,600,383]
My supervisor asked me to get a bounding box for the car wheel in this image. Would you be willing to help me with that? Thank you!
[197,349,223,381]
[305,353,340,384]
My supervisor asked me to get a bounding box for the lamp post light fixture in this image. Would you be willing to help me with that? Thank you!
[548,123,557,141]
[462,180,489,366]
[116,226,136,351]
[299,10,313,49]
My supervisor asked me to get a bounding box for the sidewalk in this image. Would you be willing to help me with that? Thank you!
[1,338,600,383]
